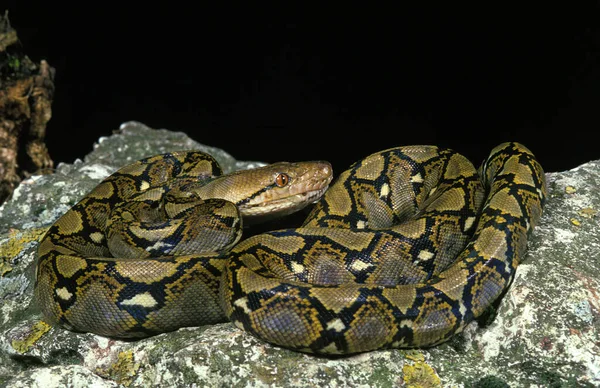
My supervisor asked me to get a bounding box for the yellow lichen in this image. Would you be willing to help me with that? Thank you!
[11,320,51,354]
[578,207,597,218]
[404,349,425,362]
[0,260,12,276]
[0,227,48,276]
[565,186,577,194]
[402,361,441,388]
[97,350,140,387]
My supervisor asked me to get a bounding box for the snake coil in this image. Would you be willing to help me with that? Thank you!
[35,142,546,355]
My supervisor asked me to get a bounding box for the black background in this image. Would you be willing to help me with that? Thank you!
[5,3,600,175]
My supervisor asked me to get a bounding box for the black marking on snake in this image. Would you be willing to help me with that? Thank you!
[235,183,278,207]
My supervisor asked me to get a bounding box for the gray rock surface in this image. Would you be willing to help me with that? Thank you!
[1,122,598,387]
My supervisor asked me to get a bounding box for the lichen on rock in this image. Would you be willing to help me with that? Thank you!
[1,122,598,387]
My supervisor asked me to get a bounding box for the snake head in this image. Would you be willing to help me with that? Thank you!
[192,161,333,224]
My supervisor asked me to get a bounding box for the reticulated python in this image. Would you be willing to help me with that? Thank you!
[35,142,546,355]
[35,152,333,336]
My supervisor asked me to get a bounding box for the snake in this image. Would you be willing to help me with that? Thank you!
[35,142,546,355]
[35,151,333,337]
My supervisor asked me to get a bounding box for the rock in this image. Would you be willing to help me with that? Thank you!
[1,122,598,387]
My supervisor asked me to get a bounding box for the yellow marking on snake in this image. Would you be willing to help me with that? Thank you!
[350,260,372,271]
[139,181,150,191]
[88,182,114,199]
[291,262,305,274]
[55,211,84,235]
[417,250,434,261]
[55,256,87,277]
[56,287,73,301]
[121,292,158,308]
[411,173,423,183]
[380,183,390,198]
[326,318,346,332]
[464,216,476,231]
[113,260,182,283]
[233,297,252,314]
[89,232,104,243]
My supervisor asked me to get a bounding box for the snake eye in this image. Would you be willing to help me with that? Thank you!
[275,173,290,187]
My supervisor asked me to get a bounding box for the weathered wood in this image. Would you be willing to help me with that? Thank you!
[0,12,55,204]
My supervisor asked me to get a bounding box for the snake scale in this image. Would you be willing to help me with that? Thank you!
[35,142,546,355]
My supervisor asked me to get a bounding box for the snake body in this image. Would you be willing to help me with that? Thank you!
[35,143,546,355]
[221,142,546,354]
[35,151,332,337]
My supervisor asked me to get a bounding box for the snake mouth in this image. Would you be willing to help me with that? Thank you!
[303,185,330,204]
[278,184,330,208]
[240,181,331,220]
